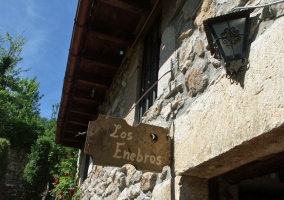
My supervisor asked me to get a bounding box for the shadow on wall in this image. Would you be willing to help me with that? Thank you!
[238,13,261,88]
[159,0,203,68]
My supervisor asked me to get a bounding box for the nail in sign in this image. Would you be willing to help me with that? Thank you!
[84,115,171,172]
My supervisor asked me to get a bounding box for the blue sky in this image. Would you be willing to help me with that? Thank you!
[0,0,77,118]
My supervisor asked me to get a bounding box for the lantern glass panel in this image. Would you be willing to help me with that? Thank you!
[212,18,246,62]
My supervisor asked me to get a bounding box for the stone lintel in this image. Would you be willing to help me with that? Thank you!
[181,124,284,178]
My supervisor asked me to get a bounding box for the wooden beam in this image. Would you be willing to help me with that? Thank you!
[73,95,103,105]
[67,112,93,125]
[66,120,87,127]
[81,59,119,72]
[73,88,105,104]
[99,0,149,16]
[83,50,122,67]
[77,71,112,88]
[76,79,109,90]
[64,122,88,133]
[68,102,98,117]
[69,109,97,117]
[89,31,132,46]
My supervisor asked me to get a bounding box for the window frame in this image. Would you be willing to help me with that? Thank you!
[138,14,161,122]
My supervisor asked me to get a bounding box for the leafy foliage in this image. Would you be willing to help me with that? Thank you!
[0,32,43,148]
[0,32,28,91]
[51,150,81,200]
[19,115,63,199]
[20,110,81,200]
[0,32,81,200]
[0,77,43,147]
[0,138,10,188]
[0,116,43,148]
[20,137,53,200]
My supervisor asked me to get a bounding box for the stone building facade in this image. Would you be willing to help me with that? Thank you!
[75,0,284,199]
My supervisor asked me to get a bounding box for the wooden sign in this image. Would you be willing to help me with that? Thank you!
[84,115,171,172]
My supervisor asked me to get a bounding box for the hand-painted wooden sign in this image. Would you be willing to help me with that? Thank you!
[84,115,171,172]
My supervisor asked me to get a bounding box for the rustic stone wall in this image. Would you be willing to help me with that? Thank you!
[79,0,284,199]
[80,165,171,200]
[0,148,29,199]
[103,41,144,126]
[172,1,284,177]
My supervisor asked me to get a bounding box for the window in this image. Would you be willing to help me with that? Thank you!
[77,153,93,185]
[209,151,284,199]
[139,15,161,122]
[83,155,91,180]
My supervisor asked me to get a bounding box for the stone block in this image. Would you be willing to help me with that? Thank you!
[117,188,129,200]
[128,184,141,199]
[179,39,194,69]
[185,61,208,97]
[82,193,92,200]
[136,195,151,200]
[195,0,214,27]
[174,17,284,177]
[174,176,208,200]
[105,183,116,197]
[114,172,126,189]
[164,80,183,99]
[194,39,205,58]
[158,55,174,97]
[123,164,143,186]
[160,103,172,120]
[141,172,158,192]
[152,179,171,200]
[94,182,107,195]
[144,100,163,121]
[179,28,193,43]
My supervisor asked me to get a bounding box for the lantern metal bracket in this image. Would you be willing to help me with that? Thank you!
[225,58,247,84]
[231,0,284,13]
[204,0,284,84]
[203,9,252,84]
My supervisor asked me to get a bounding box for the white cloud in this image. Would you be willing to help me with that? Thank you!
[26,0,41,20]
[0,0,78,118]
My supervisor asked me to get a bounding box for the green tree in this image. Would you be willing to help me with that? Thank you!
[0,138,10,188]
[0,32,43,148]
[20,136,53,200]
[20,105,68,199]
[0,33,79,199]
[0,32,28,91]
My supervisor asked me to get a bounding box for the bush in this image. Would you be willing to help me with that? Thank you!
[0,138,10,188]
[0,117,42,148]
[51,150,81,200]
[20,137,53,200]
[19,135,76,200]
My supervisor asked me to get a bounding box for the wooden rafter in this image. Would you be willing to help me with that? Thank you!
[73,89,105,101]
[77,71,112,88]
[76,79,109,90]
[81,59,119,72]
[99,0,149,16]
[73,96,103,105]
[89,31,132,46]
[69,109,96,117]
[66,120,87,127]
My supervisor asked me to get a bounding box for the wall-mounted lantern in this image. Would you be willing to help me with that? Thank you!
[203,9,252,83]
